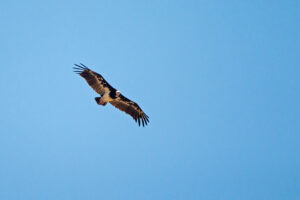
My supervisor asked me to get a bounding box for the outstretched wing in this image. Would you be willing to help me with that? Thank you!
[110,94,149,127]
[73,63,114,96]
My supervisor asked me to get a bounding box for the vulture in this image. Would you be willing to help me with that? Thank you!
[73,63,149,127]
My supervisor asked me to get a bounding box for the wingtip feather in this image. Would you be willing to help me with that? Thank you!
[142,118,145,127]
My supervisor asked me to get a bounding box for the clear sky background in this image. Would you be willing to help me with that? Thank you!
[0,0,299,199]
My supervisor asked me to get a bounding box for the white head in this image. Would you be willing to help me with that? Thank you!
[116,90,121,97]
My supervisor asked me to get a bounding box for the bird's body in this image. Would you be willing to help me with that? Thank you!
[101,92,113,103]
[95,89,120,105]
[73,63,149,127]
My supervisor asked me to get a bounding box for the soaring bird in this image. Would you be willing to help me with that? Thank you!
[73,63,149,127]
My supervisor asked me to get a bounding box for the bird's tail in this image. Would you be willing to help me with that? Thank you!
[95,97,107,106]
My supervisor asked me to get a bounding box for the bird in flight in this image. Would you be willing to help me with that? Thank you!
[73,63,149,127]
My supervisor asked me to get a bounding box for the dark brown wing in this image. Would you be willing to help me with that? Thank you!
[110,94,149,127]
[73,63,114,96]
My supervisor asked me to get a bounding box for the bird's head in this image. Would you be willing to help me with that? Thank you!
[116,90,121,97]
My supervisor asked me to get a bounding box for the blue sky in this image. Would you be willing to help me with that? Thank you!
[0,0,299,199]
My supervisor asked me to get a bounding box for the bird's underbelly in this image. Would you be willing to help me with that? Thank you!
[101,93,113,102]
